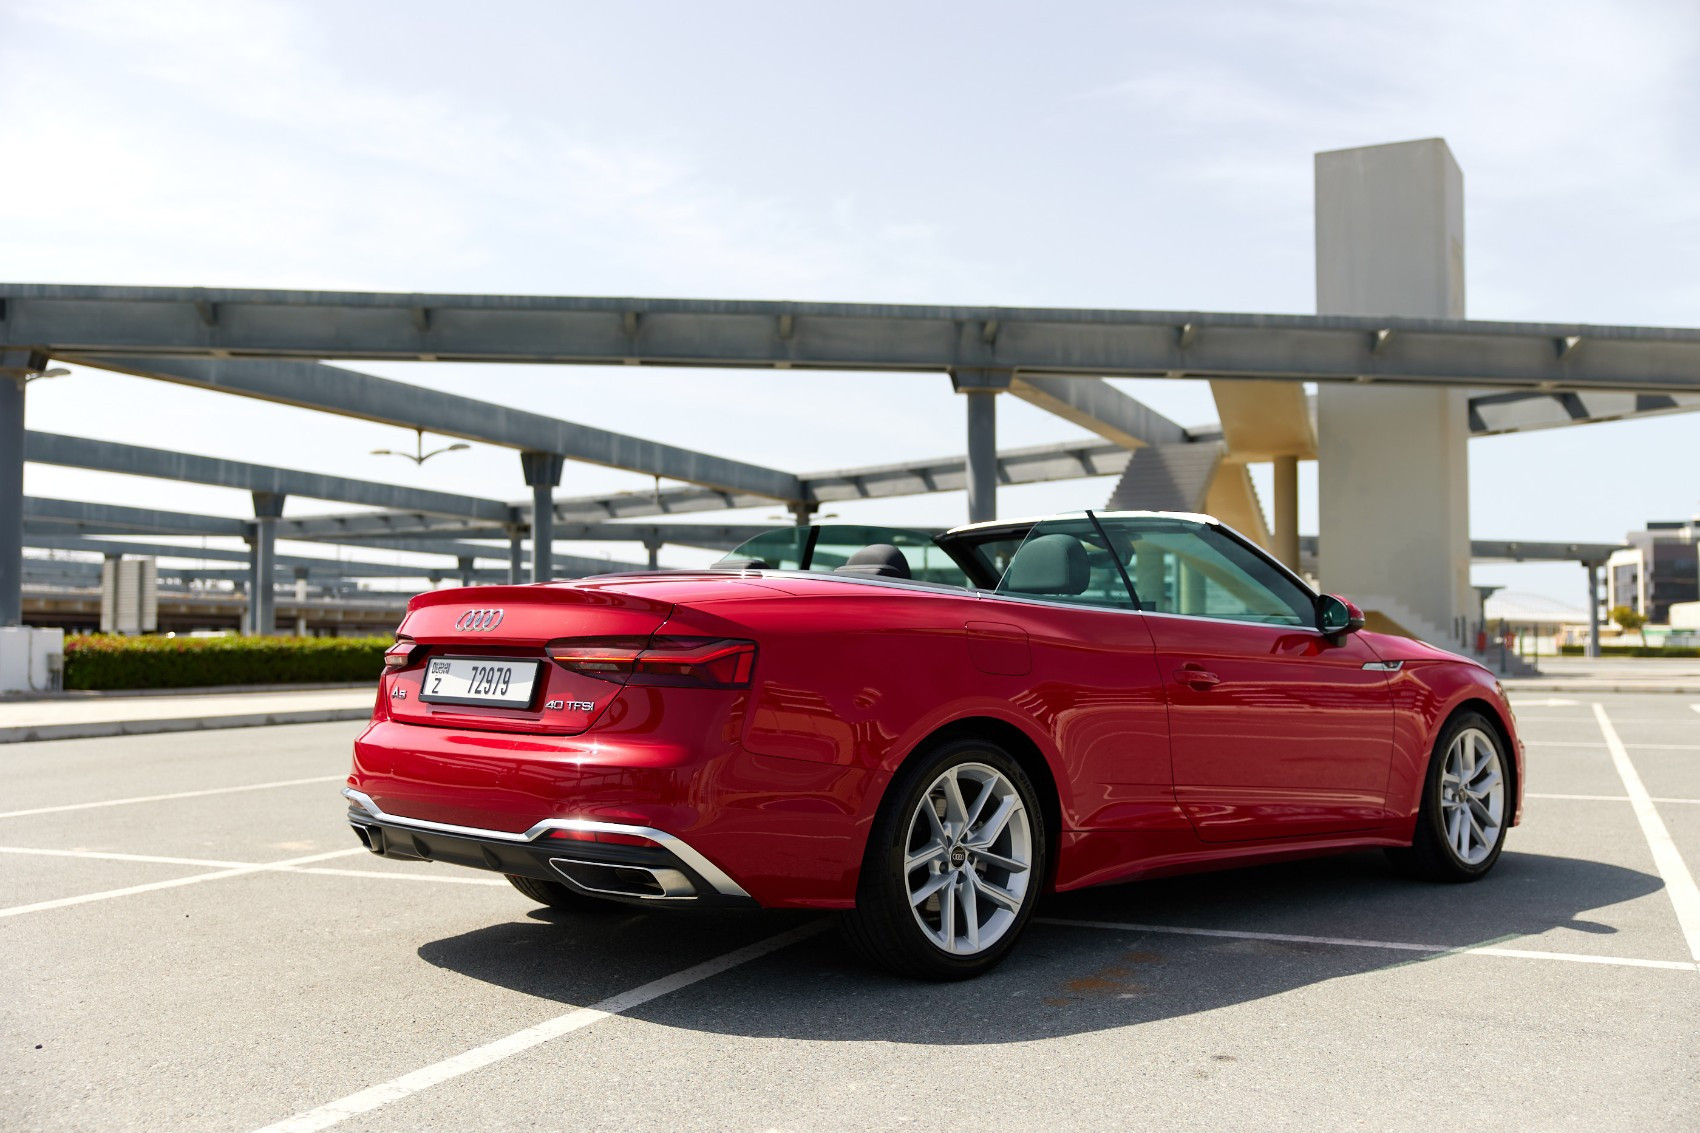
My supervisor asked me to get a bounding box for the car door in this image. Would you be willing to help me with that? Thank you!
[1103,515,1395,843]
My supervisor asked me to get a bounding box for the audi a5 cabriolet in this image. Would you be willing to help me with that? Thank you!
[345,510,1522,980]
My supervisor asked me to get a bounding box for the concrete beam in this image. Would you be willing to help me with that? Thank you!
[1468,389,1700,435]
[24,496,248,537]
[25,432,513,521]
[2,283,1697,392]
[64,354,804,502]
[1009,376,1191,449]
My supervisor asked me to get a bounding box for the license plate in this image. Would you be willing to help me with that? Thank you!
[419,657,539,709]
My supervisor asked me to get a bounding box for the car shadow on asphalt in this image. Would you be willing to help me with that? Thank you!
[416,849,1669,1044]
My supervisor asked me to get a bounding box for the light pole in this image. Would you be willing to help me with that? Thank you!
[371,429,470,466]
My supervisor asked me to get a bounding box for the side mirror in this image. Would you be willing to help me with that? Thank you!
[1317,593,1366,636]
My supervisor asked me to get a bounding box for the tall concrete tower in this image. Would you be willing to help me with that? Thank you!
[1315,138,1472,646]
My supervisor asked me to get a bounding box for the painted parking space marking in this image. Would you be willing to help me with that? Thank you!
[0,848,365,919]
[1593,702,1700,965]
[0,845,509,885]
[1037,918,1698,972]
[1528,793,1700,804]
[0,775,344,820]
[1524,741,1700,750]
[249,921,828,1133]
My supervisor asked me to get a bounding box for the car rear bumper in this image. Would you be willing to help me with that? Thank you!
[345,788,758,908]
[347,717,884,909]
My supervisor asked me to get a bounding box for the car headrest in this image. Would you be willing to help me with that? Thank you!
[1002,534,1089,595]
[833,544,912,579]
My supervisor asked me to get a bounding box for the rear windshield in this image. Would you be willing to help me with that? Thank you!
[717,525,972,587]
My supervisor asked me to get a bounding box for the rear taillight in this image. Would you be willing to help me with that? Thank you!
[384,638,422,670]
[546,635,757,689]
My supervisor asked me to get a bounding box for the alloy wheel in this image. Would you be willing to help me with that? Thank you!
[902,762,1033,955]
[1439,727,1505,866]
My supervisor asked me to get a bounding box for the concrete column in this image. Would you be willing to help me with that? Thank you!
[1272,454,1300,573]
[788,501,817,527]
[643,539,662,570]
[1585,561,1602,659]
[0,373,23,627]
[458,556,476,587]
[520,452,565,584]
[249,491,285,637]
[293,568,309,637]
[507,528,524,584]
[1315,139,1471,641]
[951,370,1013,525]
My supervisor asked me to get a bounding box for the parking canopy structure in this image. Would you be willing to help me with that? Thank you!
[3,139,1699,661]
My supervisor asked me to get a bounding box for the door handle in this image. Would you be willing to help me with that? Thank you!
[1174,664,1220,688]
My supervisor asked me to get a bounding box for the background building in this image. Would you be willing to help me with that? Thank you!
[1607,517,1700,624]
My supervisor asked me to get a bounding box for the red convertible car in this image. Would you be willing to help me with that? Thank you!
[346,511,1522,980]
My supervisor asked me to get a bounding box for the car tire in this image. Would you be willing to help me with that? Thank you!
[505,872,611,911]
[1387,710,1512,883]
[841,736,1048,981]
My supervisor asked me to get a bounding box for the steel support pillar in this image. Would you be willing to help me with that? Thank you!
[643,539,662,570]
[788,501,817,527]
[520,452,565,584]
[507,528,524,584]
[951,370,1012,525]
[1585,560,1602,659]
[1273,454,1301,573]
[458,556,476,587]
[0,372,24,626]
[248,491,285,636]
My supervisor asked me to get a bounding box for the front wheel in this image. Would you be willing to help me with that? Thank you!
[841,737,1048,981]
[1388,711,1511,882]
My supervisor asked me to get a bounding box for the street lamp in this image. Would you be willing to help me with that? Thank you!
[371,429,470,466]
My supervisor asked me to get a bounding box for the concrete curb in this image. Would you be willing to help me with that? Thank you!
[0,708,372,745]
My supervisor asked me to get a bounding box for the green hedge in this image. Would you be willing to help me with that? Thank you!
[63,634,392,691]
[1558,644,1700,658]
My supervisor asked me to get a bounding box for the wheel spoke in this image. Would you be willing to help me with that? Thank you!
[922,797,948,845]
[909,870,952,907]
[972,872,1023,912]
[1448,806,1468,856]
[960,873,979,951]
[939,875,957,952]
[1466,809,1487,855]
[905,840,947,873]
[968,846,1028,874]
[966,795,1017,848]
[963,778,996,831]
[941,773,970,830]
[1469,767,1501,796]
[1467,795,1495,827]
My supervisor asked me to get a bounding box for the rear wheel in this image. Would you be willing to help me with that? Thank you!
[841,737,1047,981]
[1388,711,1511,882]
[505,872,611,911]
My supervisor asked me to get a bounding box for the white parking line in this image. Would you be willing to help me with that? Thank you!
[250,921,828,1133]
[1037,918,1698,972]
[0,775,344,820]
[1594,702,1700,965]
[1524,741,1700,751]
[0,845,509,885]
[1691,704,1700,717]
[0,848,365,919]
[1528,793,1700,805]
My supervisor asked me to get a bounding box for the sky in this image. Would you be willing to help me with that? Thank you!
[3,0,1697,607]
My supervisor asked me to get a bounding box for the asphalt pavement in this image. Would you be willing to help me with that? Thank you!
[2,693,1697,1132]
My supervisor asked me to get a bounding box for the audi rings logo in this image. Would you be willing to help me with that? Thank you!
[454,608,505,632]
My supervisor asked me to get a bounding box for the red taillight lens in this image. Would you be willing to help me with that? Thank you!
[546,635,757,689]
[383,639,421,670]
